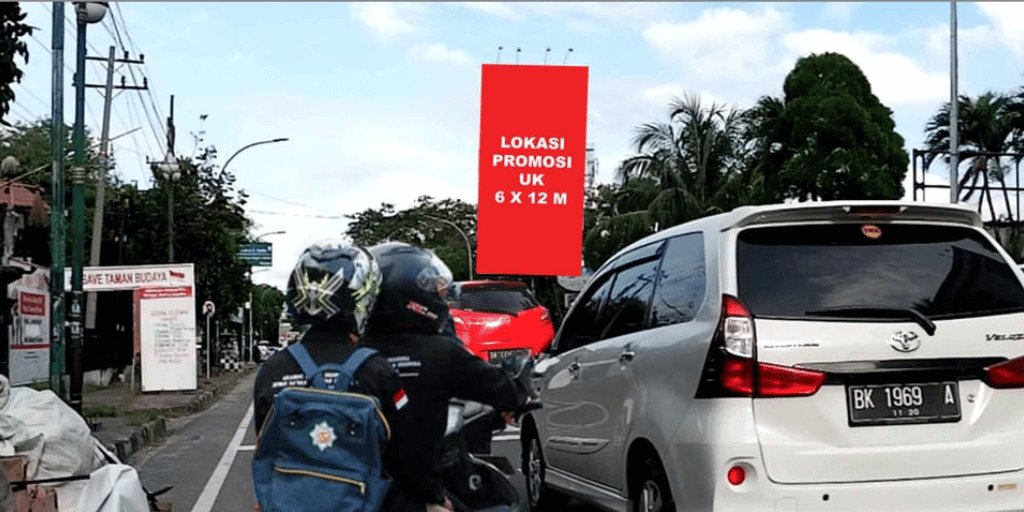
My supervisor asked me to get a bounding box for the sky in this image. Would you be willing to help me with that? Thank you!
[7,1,1024,290]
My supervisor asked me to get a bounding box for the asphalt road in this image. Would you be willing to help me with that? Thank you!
[133,371,591,512]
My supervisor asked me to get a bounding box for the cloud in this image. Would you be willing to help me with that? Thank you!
[410,43,473,65]
[822,2,861,24]
[975,2,1024,58]
[566,19,601,34]
[642,5,948,108]
[637,84,729,110]
[457,2,672,28]
[350,3,420,41]
[643,6,790,82]
[915,22,997,61]
[455,2,524,20]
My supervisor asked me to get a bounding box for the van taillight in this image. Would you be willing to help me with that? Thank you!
[983,356,1024,389]
[696,295,827,398]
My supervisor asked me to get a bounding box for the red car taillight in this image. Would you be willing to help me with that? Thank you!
[983,356,1024,389]
[697,295,826,398]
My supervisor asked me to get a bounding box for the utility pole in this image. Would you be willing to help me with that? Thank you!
[168,95,174,262]
[49,1,67,397]
[949,1,960,204]
[84,47,147,330]
[248,290,254,362]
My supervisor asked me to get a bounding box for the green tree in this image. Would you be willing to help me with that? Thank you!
[120,145,253,321]
[0,118,109,265]
[0,3,33,125]
[0,119,104,203]
[345,195,476,281]
[748,52,908,201]
[925,92,1020,222]
[252,284,285,343]
[586,94,753,267]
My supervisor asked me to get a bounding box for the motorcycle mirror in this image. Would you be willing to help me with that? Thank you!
[498,354,528,377]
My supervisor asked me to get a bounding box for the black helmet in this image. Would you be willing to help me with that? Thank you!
[286,240,382,337]
[367,242,454,335]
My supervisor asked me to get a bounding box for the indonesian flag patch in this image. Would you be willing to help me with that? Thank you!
[393,389,409,410]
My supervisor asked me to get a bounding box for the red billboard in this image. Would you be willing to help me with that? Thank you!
[476,64,589,276]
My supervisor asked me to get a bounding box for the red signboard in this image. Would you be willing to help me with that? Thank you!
[476,64,589,276]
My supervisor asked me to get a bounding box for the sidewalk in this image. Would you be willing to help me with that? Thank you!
[84,365,257,463]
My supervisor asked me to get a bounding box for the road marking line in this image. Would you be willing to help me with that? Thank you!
[238,444,256,451]
[191,403,254,512]
[493,434,520,442]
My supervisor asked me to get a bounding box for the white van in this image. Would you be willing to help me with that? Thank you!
[522,201,1024,512]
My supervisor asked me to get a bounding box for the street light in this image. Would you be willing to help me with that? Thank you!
[421,214,474,280]
[153,151,181,262]
[67,0,108,414]
[362,213,475,280]
[221,138,289,178]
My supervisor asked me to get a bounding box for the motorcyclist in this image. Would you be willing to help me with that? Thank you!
[253,240,441,510]
[365,242,532,512]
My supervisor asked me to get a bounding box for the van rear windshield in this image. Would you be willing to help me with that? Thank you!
[736,223,1024,320]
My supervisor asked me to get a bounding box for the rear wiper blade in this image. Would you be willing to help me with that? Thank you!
[804,305,936,336]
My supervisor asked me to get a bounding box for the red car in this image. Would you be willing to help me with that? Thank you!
[447,280,555,363]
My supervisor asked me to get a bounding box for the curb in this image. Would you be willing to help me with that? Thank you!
[106,365,256,462]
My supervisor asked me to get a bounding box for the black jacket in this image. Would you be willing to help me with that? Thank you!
[366,331,530,510]
[253,330,442,506]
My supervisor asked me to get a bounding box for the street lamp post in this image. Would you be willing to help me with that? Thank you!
[68,1,108,414]
[220,138,289,178]
[153,152,180,262]
[421,214,474,280]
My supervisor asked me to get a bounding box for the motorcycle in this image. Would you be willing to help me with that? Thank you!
[439,355,540,512]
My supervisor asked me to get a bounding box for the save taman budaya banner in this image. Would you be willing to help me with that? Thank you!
[476,64,589,276]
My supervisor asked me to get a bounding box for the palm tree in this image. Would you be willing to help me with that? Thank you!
[1010,85,1024,156]
[622,95,749,217]
[741,95,787,201]
[584,94,750,265]
[924,92,1018,223]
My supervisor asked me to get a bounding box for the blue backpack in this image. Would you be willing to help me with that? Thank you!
[252,344,392,512]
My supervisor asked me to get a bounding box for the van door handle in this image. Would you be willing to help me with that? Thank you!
[619,350,636,363]
[568,361,580,375]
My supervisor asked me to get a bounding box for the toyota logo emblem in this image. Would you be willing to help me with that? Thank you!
[889,331,921,353]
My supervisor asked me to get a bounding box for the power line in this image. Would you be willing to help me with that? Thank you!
[9,101,39,123]
[42,3,105,57]
[248,209,347,220]
[107,5,166,153]
[246,190,341,213]
[13,83,48,112]
[112,4,166,127]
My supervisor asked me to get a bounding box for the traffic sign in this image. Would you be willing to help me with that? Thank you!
[237,243,273,267]
[203,300,216,316]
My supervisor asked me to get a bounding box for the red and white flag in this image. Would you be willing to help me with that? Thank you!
[393,389,409,410]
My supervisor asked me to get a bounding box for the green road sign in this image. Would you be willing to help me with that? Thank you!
[238,243,273,266]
